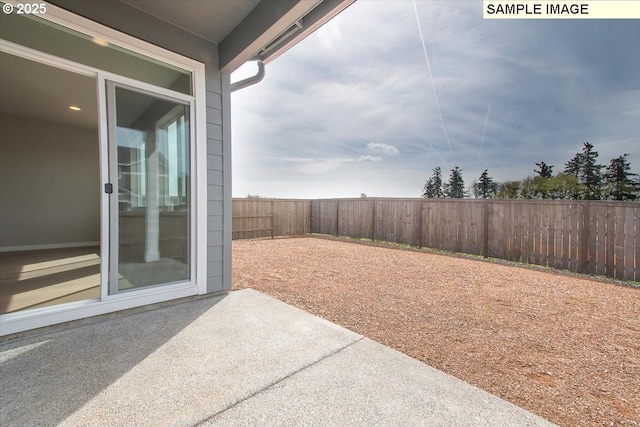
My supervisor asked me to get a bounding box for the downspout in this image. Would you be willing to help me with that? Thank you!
[230,61,265,92]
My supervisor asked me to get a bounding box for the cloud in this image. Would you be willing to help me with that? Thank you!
[366,142,399,156]
[358,155,383,163]
[282,157,354,174]
[231,0,640,198]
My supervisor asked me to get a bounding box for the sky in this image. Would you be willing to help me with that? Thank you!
[230,0,640,199]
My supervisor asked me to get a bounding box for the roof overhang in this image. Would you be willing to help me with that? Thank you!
[219,0,356,72]
[48,0,356,74]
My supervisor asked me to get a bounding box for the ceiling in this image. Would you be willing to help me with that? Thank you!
[122,0,261,44]
[0,52,98,129]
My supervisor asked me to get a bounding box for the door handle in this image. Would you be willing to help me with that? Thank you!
[104,183,113,194]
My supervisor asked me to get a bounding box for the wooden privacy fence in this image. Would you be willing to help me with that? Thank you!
[233,198,639,282]
[232,199,310,240]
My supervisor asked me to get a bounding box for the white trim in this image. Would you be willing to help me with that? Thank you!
[101,71,195,103]
[3,1,202,76]
[105,79,197,295]
[97,72,110,302]
[0,283,199,336]
[105,80,119,297]
[0,1,209,335]
[194,65,208,295]
[0,40,97,77]
[0,242,100,253]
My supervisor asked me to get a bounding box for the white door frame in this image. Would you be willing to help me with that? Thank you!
[105,79,195,296]
[0,4,208,336]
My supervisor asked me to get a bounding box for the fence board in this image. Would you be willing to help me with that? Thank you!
[605,206,615,277]
[560,205,570,270]
[541,204,550,267]
[503,203,510,258]
[443,202,453,251]
[634,206,639,282]
[456,202,465,253]
[579,203,589,273]
[532,204,540,265]
[512,202,522,262]
[588,204,599,275]
[487,203,500,258]
[523,203,533,265]
[594,205,606,276]
[555,204,564,268]
[615,206,626,279]
[624,206,636,281]
[548,204,556,266]
[471,201,483,256]
[569,202,580,271]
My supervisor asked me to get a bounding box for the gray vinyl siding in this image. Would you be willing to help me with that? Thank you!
[205,69,229,293]
[50,1,230,294]
[221,75,233,292]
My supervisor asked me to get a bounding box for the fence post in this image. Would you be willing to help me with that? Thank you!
[483,199,489,258]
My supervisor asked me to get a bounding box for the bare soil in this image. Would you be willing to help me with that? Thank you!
[232,237,640,427]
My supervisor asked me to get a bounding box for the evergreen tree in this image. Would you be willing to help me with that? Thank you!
[534,161,554,178]
[473,169,497,198]
[564,153,582,177]
[603,154,640,200]
[579,142,603,199]
[444,166,466,198]
[422,166,444,198]
[564,142,603,199]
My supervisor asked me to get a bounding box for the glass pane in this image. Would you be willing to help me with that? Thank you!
[0,3,192,94]
[113,86,190,292]
[0,52,101,313]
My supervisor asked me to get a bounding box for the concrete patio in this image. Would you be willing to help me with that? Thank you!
[0,289,555,426]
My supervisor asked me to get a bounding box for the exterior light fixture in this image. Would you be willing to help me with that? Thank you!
[69,106,82,111]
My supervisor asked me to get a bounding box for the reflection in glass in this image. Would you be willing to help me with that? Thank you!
[113,87,190,292]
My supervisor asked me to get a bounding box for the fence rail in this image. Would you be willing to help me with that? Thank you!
[232,198,639,282]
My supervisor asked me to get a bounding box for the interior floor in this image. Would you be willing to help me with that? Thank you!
[0,246,100,314]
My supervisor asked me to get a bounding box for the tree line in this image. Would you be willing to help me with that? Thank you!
[422,142,640,201]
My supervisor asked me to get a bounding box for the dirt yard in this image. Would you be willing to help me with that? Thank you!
[232,237,639,427]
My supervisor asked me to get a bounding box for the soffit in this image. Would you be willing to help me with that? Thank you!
[122,0,261,44]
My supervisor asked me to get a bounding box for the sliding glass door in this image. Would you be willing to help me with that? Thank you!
[107,82,191,294]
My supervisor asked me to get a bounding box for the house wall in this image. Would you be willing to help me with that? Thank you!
[49,1,232,293]
[0,114,100,249]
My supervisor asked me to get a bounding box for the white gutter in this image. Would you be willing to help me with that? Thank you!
[230,61,265,92]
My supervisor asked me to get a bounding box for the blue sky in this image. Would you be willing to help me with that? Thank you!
[230,0,640,198]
